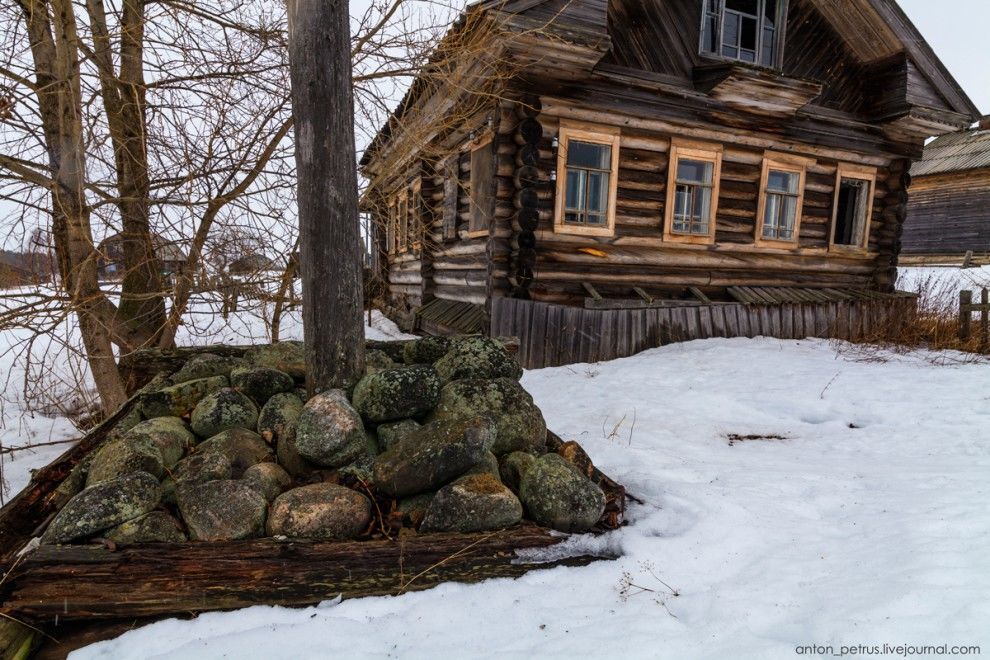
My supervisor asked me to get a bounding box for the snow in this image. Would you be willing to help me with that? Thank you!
[70,337,990,659]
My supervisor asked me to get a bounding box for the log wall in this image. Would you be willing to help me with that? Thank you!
[903,168,990,256]
[490,296,918,370]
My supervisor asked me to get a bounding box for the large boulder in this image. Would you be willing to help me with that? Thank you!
[519,454,605,533]
[420,473,523,533]
[170,354,242,385]
[433,337,522,383]
[364,350,396,375]
[402,336,453,365]
[230,366,295,405]
[364,340,409,363]
[351,365,441,424]
[293,390,366,468]
[197,428,274,478]
[266,483,371,540]
[375,419,420,452]
[430,378,547,455]
[190,388,259,438]
[244,341,305,378]
[104,511,187,544]
[257,392,304,444]
[85,437,165,486]
[176,480,267,541]
[41,472,161,544]
[241,462,292,502]
[372,416,495,498]
[275,429,317,478]
[172,450,232,484]
[499,451,536,493]
[123,417,196,468]
[141,375,228,418]
[465,450,500,477]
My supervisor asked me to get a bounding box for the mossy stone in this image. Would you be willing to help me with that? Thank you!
[172,450,232,484]
[122,417,196,468]
[396,492,436,527]
[365,339,410,363]
[364,350,396,375]
[465,450,500,477]
[104,511,187,544]
[420,473,523,533]
[241,462,292,502]
[41,472,161,545]
[375,419,420,452]
[429,377,547,455]
[403,336,453,365]
[499,451,537,493]
[230,366,295,405]
[293,390,367,468]
[266,483,371,540]
[352,365,441,424]
[170,354,242,384]
[372,416,495,498]
[86,437,165,487]
[244,341,305,378]
[518,454,605,533]
[197,428,273,478]
[176,480,267,541]
[433,337,522,383]
[141,375,229,418]
[190,388,258,438]
[257,392,304,444]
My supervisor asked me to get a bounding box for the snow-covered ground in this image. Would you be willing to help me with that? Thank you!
[72,337,990,659]
[2,276,988,658]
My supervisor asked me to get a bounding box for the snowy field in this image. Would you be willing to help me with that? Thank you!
[1,273,988,658]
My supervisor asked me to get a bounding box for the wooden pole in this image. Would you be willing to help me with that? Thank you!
[981,289,989,352]
[959,290,972,341]
[287,0,365,394]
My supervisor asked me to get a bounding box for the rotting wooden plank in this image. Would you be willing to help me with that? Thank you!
[724,304,741,336]
[781,304,794,338]
[543,302,562,367]
[698,306,714,339]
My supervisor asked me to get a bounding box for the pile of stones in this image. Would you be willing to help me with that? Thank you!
[41,336,607,546]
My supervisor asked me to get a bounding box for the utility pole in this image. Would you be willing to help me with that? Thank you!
[287,0,365,394]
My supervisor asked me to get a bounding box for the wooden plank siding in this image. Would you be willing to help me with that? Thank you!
[491,296,917,370]
[903,168,990,256]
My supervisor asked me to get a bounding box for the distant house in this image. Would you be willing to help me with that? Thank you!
[228,253,277,276]
[903,116,990,263]
[97,232,187,282]
[0,250,53,288]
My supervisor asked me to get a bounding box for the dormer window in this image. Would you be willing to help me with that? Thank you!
[700,0,786,68]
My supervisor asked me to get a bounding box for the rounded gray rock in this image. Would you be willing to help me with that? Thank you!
[257,392,304,445]
[141,375,229,419]
[294,389,367,468]
[197,427,274,478]
[433,337,522,383]
[242,462,292,502]
[42,472,161,545]
[190,388,259,438]
[170,354,242,384]
[86,436,165,487]
[352,365,441,424]
[519,454,606,533]
[105,511,187,544]
[420,472,523,533]
[266,483,371,540]
[176,479,267,541]
[402,336,453,364]
[230,366,295,405]
[375,419,421,452]
[123,417,196,468]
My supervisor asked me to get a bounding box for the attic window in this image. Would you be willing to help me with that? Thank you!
[700,0,785,68]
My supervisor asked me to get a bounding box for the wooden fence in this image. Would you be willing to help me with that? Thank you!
[959,289,990,349]
[490,295,918,370]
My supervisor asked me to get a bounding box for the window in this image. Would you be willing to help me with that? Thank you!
[664,140,723,245]
[830,164,876,251]
[554,122,620,237]
[397,191,408,252]
[386,202,396,254]
[700,0,785,68]
[409,179,423,250]
[756,153,810,246]
[469,138,494,235]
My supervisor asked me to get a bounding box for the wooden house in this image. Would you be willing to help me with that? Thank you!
[902,116,990,264]
[360,0,979,367]
[97,232,188,283]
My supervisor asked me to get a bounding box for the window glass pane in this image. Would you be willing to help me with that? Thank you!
[565,170,586,212]
[693,186,712,223]
[834,178,870,246]
[761,27,775,66]
[567,140,610,169]
[726,0,758,14]
[586,170,610,213]
[703,15,718,52]
[677,159,714,184]
[565,211,581,225]
[586,214,606,227]
[767,169,798,193]
[740,15,757,50]
[763,0,778,27]
[675,186,691,222]
[723,12,739,48]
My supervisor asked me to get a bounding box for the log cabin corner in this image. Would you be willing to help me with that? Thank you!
[359,0,980,368]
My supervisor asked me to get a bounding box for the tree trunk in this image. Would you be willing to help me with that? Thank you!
[287,0,366,394]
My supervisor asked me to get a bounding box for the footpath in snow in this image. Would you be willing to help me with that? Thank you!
[70,336,990,660]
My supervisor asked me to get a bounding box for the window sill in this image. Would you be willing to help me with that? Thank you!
[828,243,871,255]
[663,232,716,246]
[755,238,801,250]
[554,223,614,238]
[464,229,489,239]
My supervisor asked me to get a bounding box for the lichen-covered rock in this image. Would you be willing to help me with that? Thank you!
[170,354,242,384]
[466,450,500,477]
[372,416,495,498]
[257,392,303,444]
[172,450,232,484]
[396,492,435,527]
[433,337,522,383]
[241,462,292,502]
[244,341,305,378]
[352,365,441,424]
[41,472,161,544]
[403,336,453,365]
[176,480,267,541]
[420,473,523,533]
[141,375,229,418]
[293,389,366,467]
[86,437,165,486]
[375,419,421,452]
[190,388,258,438]
[364,350,396,375]
[430,378,547,455]
[365,339,409,363]
[230,366,295,405]
[123,417,196,468]
[266,483,371,540]
[197,428,274,478]
[275,429,317,478]
[499,451,536,493]
[519,454,605,533]
[105,511,187,544]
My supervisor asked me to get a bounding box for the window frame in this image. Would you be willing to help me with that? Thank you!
[409,178,423,251]
[386,200,397,255]
[828,163,877,254]
[755,152,812,248]
[698,0,789,70]
[553,121,621,238]
[467,135,495,238]
[397,189,409,253]
[663,139,724,246]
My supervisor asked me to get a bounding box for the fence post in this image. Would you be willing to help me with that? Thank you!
[959,290,972,341]
[981,289,989,352]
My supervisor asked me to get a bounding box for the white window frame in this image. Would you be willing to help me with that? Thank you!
[699,0,789,69]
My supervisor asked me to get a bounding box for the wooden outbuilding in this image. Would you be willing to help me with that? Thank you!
[902,116,990,264]
[360,0,980,367]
